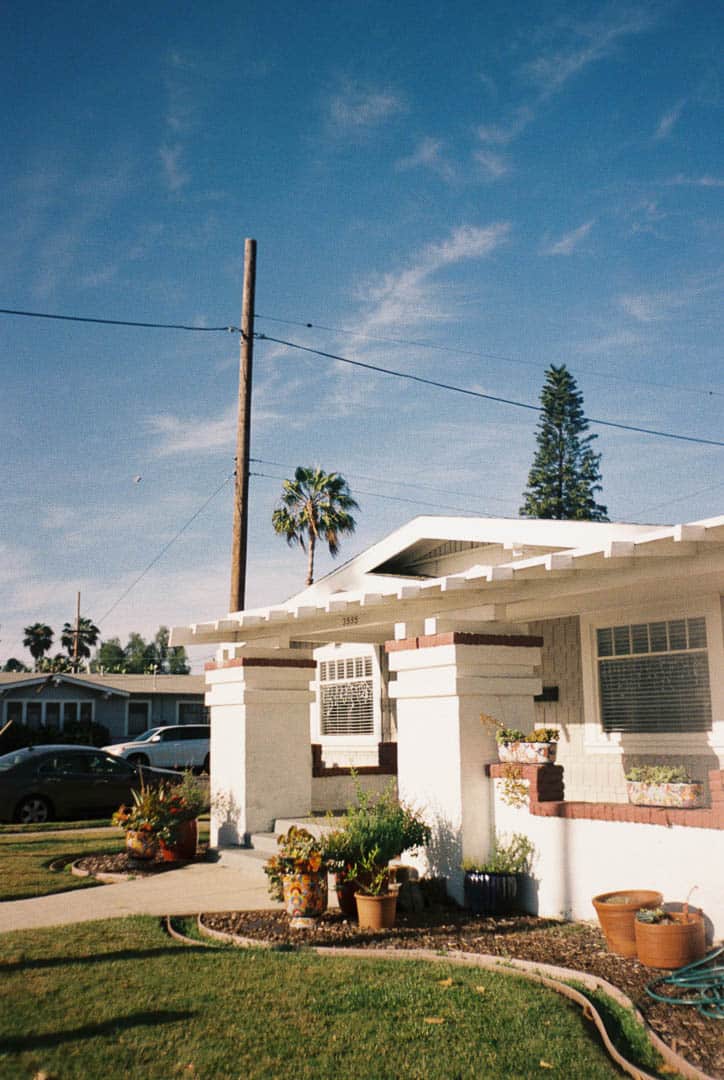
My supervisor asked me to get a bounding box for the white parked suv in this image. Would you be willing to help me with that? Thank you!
[103,725,210,772]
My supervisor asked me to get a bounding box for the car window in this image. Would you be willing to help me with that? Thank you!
[159,729,181,742]
[37,753,90,777]
[86,753,133,777]
[0,749,35,771]
[190,726,210,739]
[132,728,161,743]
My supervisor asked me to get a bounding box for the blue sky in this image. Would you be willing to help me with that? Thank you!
[1,1,722,669]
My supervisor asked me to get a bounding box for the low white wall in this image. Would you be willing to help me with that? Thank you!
[493,787,724,941]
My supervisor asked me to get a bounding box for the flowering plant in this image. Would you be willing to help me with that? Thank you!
[263,826,326,902]
[112,772,206,844]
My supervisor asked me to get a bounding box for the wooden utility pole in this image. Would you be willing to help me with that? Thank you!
[230,238,257,612]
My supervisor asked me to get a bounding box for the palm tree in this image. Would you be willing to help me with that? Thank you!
[22,623,54,670]
[61,616,100,670]
[272,466,359,586]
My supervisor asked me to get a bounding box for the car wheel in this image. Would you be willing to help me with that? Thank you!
[202,754,210,774]
[14,795,53,825]
[127,753,149,766]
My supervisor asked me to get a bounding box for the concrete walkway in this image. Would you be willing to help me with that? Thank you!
[0,849,279,934]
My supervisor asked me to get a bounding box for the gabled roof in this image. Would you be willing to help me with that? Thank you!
[0,673,205,696]
[172,513,724,648]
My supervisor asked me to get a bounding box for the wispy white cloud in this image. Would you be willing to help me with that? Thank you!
[476,106,534,145]
[473,148,510,179]
[667,173,724,188]
[147,405,237,455]
[327,81,406,134]
[654,99,685,140]
[523,8,657,97]
[542,219,594,256]
[396,137,455,181]
[160,143,189,191]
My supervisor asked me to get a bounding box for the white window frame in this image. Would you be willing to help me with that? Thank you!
[581,595,723,755]
[311,644,381,748]
[2,698,94,730]
[126,698,152,738]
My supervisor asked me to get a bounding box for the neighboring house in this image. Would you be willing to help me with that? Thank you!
[172,514,724,933]
[0,673,207,743]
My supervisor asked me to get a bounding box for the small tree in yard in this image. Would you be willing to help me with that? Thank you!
[520,364,608,521]
[272,466,359,586]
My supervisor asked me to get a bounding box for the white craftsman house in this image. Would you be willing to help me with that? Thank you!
[172,514,724,935]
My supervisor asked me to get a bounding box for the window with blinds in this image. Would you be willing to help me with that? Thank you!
[596,616,712,733]
[319,656,374,736]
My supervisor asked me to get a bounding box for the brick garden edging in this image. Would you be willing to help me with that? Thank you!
[486,763,724,830]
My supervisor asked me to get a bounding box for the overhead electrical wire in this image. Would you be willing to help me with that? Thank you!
[1,303,722,447]
[97,473,233,623]
[253,312,724,400]
[255,332,724,448]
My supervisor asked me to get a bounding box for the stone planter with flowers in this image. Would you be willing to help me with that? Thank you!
[625,765,704,809]
[112,771,206,862]
[495,725,560,765]
[264,826,328,928]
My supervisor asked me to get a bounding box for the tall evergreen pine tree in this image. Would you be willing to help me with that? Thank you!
[520,364,608,521]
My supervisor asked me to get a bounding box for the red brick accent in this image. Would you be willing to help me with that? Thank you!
[311,743,397,778]
[385,632,544,653]
[486,763,724,831]
[205,656,316,671]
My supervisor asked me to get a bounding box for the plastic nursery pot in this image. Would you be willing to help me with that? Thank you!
[635,912,706,969]
[354,892,397,931]
[282,870,328,929]
[334,873,359,919]
[465,871,520,916]
[592,890,663,957]
[158,819,198,862]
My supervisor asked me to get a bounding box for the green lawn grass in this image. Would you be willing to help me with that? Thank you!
[0,916,635,1080]
[0,823,211,901]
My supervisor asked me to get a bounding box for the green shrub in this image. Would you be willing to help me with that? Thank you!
[625,764,693,784]
[463,832,535,874]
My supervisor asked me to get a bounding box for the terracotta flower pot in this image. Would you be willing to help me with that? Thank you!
[125,829,157,861]
[635,912,706,969]
[592,890,663,957]
[282,870,328,928]
[355,892,397,930]
[159,819,198,862]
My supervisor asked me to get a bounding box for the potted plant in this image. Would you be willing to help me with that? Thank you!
[322,826,362,919]
[463,833,535,916]
[264,826,328,928]
[340,781,431,929]
[154,771,206,861]
[625,765,704,809]
[635,904,706,969]
[495,725,560,764]
[592,890,663,956]
[112,784,159,861]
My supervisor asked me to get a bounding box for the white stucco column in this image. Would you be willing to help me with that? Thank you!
[205,648,316,845]
[387,631,542,902]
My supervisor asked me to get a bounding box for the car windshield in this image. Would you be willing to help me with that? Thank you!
[0,748,37,771]
[130,729,162,743]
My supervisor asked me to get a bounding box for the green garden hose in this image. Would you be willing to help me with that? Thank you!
[646,945,724,1019]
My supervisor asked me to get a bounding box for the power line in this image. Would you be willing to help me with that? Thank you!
[250,470,491,516]
[250,457,511,506]
[98,473,234,624]
[256,332,724,448]
[0,307,236,333]
[254,313,724,401]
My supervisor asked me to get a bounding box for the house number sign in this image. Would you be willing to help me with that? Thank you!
[342,615,359,626]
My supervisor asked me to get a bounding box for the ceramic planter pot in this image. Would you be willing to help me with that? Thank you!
[626,781,704,809]
[282,870,328,928]
[465,871,521,916]
[125,828,157,861]
[635,912,706,969]
[159,819,198,862]
[355,892,397,930]
[498,742,557,765]
[592,890,663,957]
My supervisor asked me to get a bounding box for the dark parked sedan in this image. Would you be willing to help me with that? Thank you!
[0,745,181,824]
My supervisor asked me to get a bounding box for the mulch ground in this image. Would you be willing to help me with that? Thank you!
[70,854,722,1077]
[202,906,723,1078]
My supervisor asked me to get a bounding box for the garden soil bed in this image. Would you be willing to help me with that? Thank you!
[201,906,723,1078]
[71,848,210,877]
